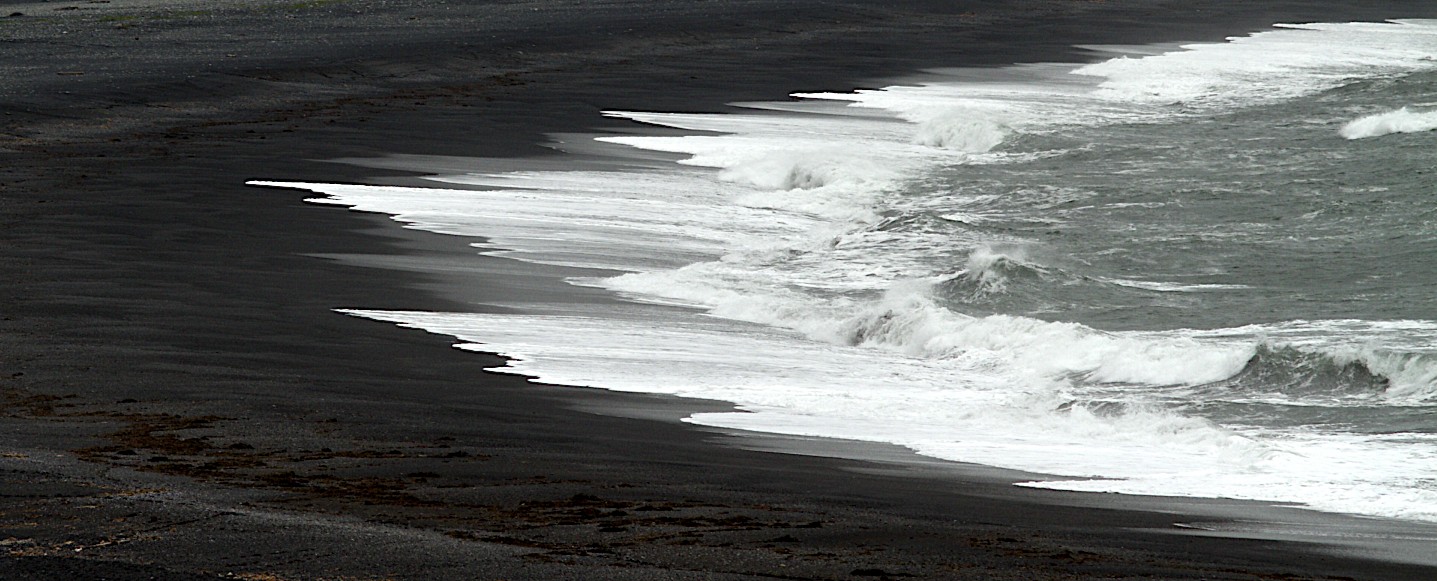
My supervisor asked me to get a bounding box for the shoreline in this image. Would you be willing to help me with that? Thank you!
[4,1,1437,579]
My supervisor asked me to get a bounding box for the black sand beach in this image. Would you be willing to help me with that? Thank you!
[4,1,1437,579]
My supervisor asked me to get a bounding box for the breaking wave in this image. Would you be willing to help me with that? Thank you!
[255,17,1437,524]
[1340,106,1437,139]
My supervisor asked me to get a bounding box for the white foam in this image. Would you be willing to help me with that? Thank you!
[1340,106,1437,139]
[256,18,1437,523]
[1076,20,1437,109]
[597,265,1257,389]
[249,176,818,272]
[341,308,1437,522]
[1103,278,1252,292]
[339,309,1263,473]
[959,245,1033,294]
[1022,430,1437,522]
[796,20,1437,131]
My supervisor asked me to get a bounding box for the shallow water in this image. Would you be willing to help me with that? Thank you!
[255,19,1437,522]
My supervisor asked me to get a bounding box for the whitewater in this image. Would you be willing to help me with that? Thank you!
[253,19,1437,523]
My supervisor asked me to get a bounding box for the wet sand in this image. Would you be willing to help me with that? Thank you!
[3,0,1437,579]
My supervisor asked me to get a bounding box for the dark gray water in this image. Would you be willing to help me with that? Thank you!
[931,70,1437,332]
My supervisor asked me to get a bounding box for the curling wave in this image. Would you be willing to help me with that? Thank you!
[1340,106,1437,139]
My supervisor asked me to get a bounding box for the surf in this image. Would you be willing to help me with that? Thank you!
[251,18,1437,523]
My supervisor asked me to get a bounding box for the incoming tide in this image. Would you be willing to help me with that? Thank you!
[255,19,1437,522]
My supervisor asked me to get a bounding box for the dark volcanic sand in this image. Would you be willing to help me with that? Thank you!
[3,1,1437,579]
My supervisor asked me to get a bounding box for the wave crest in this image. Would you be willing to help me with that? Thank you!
[949,245,1042,296]
[1221,345,1389,397]
[1211,344,1437,404]
[1340,106,1437,139]
[830,288,1253,386]
[915,113,1008,152]
[717,150,893,192]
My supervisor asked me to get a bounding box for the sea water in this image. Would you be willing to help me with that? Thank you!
[253,19,1437,522]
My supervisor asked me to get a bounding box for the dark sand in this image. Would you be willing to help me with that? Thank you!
[4,1,1437,579]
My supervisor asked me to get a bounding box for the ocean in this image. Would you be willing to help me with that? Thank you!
[255,19,1437,523]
